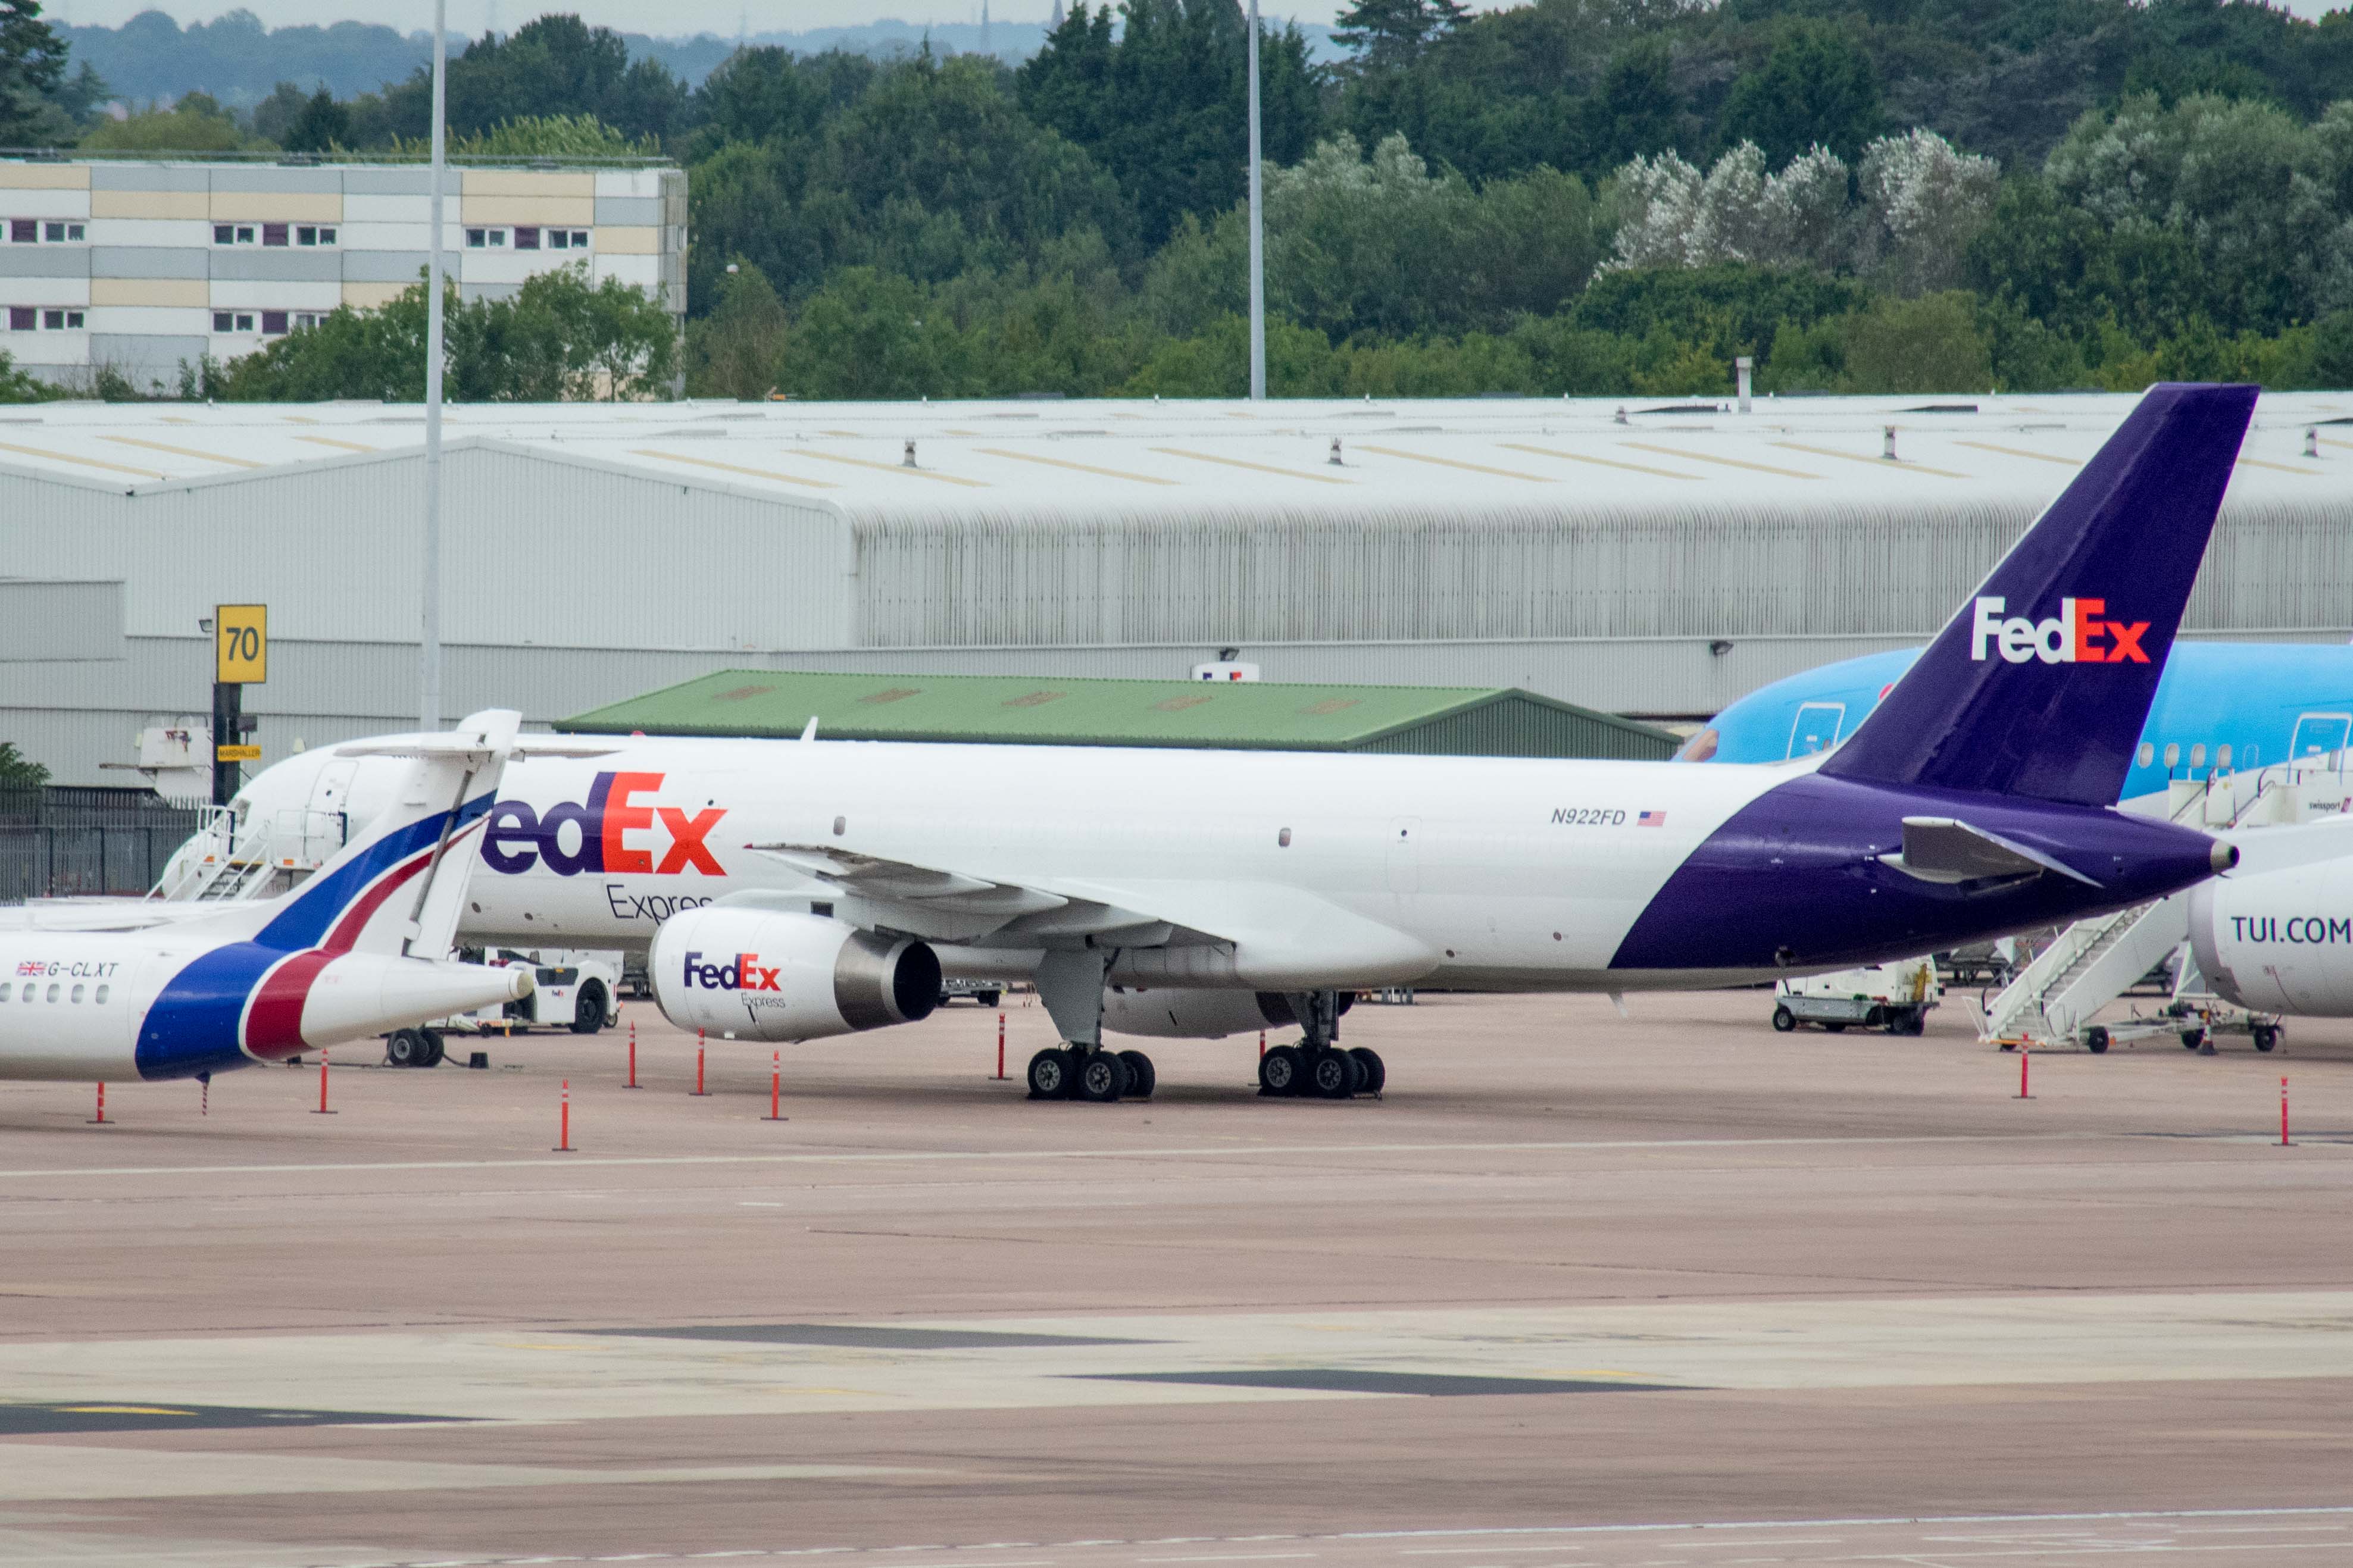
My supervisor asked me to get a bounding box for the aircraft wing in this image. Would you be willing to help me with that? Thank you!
[742,842,1439,986]
[0,899,226,932]
[743,841,1200,946]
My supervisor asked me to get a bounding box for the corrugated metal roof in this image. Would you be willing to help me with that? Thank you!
[560,668,1678,756]
[0,393,2340,511]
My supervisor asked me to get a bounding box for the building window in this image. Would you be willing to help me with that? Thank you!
[8,219,30,243]
[211,310,256,333]
[466,227,508,249]
[295,224,338,246]
[39,221,83,242]
[7,307,29,330]
[262,222,289,247]
[514,225,540,250]
[261,309,288,334]
[293,310,324,328]
[213,224,257,245]
[548,229,590,251]
[39,309,83,329]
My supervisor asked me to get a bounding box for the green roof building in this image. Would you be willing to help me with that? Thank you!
[561,671,1677,762]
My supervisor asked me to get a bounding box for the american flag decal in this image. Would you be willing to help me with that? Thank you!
[1637,810,1667,827]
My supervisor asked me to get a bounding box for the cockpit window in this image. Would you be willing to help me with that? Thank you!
[1673,727,1719,763]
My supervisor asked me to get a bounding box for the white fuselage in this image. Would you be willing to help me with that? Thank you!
[232,737,1799,991]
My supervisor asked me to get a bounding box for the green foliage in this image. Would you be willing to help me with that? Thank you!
[210,264,677,403]
[81,89,258,152]
[0,741,48,791]
[0,348,46,403]
[0,0,72,146]
[1333,0,1471,71]
[1019,2,1322,249]
[386,112,658,160]
[1718,18,1883,164]
[283,88,351,155]
[440,15,686,143]
[685,262,790,400]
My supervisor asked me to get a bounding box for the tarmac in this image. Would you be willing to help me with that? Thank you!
[4,987,2353,1567]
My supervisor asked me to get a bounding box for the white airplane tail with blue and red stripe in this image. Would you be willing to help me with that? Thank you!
[0,710,587,1083]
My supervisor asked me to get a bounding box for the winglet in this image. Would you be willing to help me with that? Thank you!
[1820,383,2257,805]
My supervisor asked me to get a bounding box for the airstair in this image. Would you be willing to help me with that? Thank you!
[1977,752,2352,1049]
[149,805,348,903]
[1978,898,2188,1049]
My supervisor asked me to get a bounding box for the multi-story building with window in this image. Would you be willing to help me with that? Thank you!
[0,158,686,390]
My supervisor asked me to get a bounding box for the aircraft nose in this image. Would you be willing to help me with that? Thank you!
[2212,839,2241,873]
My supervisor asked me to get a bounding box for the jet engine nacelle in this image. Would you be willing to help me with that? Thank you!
[651,907,940,1042]
[1101,985,1352,1040]
[2190,866,2353,1016]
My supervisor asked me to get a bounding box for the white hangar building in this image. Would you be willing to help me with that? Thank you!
[2,390,2348,784]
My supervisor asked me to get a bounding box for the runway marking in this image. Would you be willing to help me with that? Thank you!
[117,1508,2353,1568]
[0,1133,2117,1182]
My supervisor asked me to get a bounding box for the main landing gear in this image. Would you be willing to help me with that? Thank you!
[1026,947,1157,1103]
[1258,990,1382,1100]
[1026,1044,1158,1103]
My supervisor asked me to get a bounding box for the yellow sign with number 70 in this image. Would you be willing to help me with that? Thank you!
[215,604,265,684]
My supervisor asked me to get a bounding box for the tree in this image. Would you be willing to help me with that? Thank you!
[0,740,48,792]
[80,90,255,152]
[282,87,350,154]
[1334,0,1470,71]
[1717,19,1882,165]
[0,0,74,146]
[438,15,686,143]
[212,265,677,403]
[686,262,790,399]
[1018,1,1321,248]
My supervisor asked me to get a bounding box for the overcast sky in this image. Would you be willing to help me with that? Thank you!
[45,0,2346,35]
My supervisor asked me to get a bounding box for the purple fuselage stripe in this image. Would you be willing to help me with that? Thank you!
[1610,772,2221,973]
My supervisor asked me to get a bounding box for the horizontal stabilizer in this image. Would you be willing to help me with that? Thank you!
[1880,816,2099,887]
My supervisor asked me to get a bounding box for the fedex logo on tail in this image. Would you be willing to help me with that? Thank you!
[1970,597,2151,665]
[482,772,726,878]
[682,950,779,991]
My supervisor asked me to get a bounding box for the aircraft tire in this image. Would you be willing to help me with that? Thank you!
[1260,1044,1304,1097]
[1349,1046,1385,1095]
[2254,1025,2280,1052]
[1074,1049,1129,1103]
[1026,1047,1072,1100]
[1311,1048,1360,1098]
[1117,1050,1155,1100]
[386,1028,429,1068]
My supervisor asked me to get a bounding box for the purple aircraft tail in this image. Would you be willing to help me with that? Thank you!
[1820,383,2258,806]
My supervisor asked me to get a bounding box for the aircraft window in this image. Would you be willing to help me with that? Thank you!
[0,982,11,1001]
[2218,744,2233,769]
[93,984,108,1003]
[2190,744,2207,769]
[69,984,82,1003]
[1279,827,1292,847]
[44,983,57,1001]
[2138,743,2155,768]
[2164,744,2181,771]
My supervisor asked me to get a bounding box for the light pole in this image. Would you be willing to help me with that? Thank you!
[1246,0,1265,402]
[420,0,448,731]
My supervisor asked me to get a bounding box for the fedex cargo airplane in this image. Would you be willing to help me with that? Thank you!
[1686,644,2353,812]
[0,712,540,1085]
[205,386,2252,1103]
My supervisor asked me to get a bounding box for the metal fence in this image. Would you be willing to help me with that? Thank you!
[0,787,204,902]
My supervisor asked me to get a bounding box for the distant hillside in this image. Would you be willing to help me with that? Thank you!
[61,11,1341,114]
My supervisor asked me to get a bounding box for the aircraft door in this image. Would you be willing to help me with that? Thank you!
[1786,702,1846,759]
[2289,712,2351,769]
[308,759,360,857]
[1386,816,1420,893]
